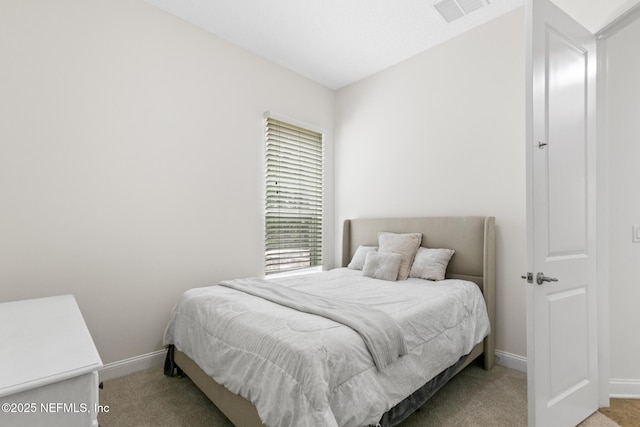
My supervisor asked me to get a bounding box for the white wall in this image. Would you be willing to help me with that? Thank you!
[2,0,635,390]
[0,0,334,365]
[335,8,528,359]
[607,16,640,383]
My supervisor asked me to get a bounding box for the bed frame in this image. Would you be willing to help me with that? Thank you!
[172,216,496,427]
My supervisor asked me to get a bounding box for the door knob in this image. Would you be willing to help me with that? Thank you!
[536,272,558,285]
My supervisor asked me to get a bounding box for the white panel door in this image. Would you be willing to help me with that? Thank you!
[526,0,598,426]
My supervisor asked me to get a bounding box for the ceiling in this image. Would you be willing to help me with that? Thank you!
[145,0,640,90]
[551,0,640,34]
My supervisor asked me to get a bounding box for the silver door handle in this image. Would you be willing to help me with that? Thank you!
[536,272,558,285]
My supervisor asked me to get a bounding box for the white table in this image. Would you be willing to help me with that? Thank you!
[0,295,103,427]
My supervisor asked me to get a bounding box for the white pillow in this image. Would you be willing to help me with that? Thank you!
[347,246,378,270]
[409,247,456,281]
[377,232,422,280]
[362,252,402,281]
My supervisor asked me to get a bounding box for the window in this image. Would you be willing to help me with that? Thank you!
[265,117,323,275]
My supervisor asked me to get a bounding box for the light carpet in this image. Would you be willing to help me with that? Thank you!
[98,362,619,426]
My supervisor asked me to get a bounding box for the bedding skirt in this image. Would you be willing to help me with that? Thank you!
[164,344,471,427]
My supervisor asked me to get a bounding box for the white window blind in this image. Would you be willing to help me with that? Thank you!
[265,117,323,275]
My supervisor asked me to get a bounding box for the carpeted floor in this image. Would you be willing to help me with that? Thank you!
[599,399,640,427]
[97,362,621,426]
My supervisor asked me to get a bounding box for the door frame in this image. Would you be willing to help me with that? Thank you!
[594,3,640,405]
[525,1,640,411]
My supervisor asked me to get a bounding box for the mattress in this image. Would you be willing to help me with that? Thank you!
[163,268,490,427]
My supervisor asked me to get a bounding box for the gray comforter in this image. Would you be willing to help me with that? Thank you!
[219,277,408,370]
[163,268,490,427]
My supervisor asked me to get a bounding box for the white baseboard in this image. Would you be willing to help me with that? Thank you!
[493,351,640,399]
[99,349,166,382]
[609,379,640,398]
[98,348,640,400]
[494,350,528,373]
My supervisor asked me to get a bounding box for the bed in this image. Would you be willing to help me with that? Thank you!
[163,216,496,427]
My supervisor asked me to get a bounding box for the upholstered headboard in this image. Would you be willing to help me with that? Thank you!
[342,216,494,288]
[341,216,496,369]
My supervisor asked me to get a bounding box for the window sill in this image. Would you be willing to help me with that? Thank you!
[264,266,323,280]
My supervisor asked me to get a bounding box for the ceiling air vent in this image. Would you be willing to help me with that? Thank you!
[433,0,489,23]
